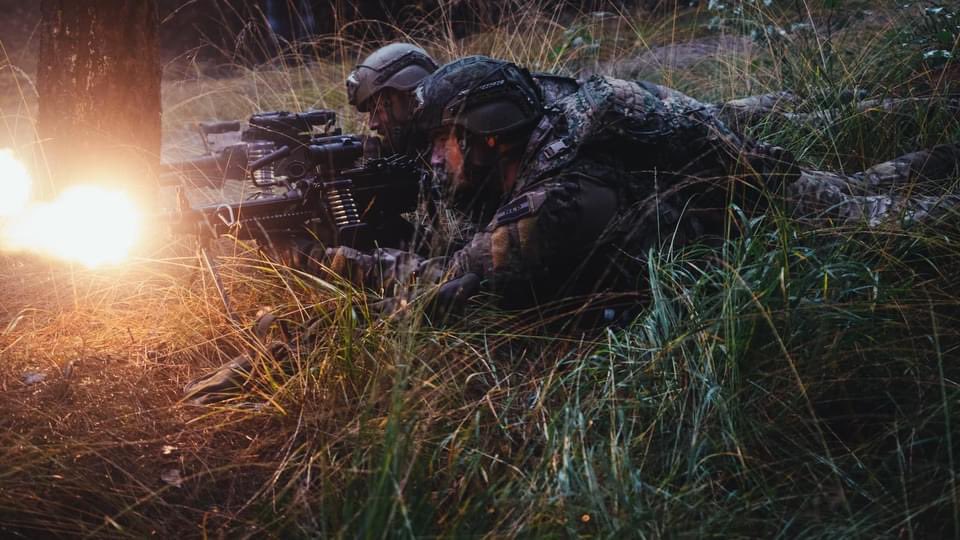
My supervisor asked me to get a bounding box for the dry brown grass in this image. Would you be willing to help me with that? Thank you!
[1,1,959,537]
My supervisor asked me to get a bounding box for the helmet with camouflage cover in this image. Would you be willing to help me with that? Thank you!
[415,56,544,138]
[347,43,438,113]
[417,57,545,222]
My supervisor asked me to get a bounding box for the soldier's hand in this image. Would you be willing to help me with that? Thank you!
[425,272,481,324]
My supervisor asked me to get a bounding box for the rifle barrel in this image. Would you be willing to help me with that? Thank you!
[159,146,249,188]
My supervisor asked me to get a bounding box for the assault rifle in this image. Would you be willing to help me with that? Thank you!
[161,110,422,251]
[160,109,339,188]
[160,110,423,320]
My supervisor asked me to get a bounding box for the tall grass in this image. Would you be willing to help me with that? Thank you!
[1,0,959,537]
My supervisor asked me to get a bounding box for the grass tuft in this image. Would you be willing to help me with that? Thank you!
[1,1,959,537]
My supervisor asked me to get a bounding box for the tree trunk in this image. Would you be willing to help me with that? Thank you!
[37,0,161,209]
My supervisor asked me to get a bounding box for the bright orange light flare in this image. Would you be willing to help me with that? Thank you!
[0,151,143,268]
[0,148,31,217]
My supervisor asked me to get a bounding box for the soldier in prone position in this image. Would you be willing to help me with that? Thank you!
[184,57,959,402]
[279,43,441,256]
[300,56,960,317]
[183,43,438,402]
[347,42,438,157]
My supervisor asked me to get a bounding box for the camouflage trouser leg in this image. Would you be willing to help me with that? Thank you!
[713,91,802,132]
[787,144,960,225]
[715,92,960,133]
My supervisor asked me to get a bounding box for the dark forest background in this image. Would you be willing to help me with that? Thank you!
[0,0,659,68]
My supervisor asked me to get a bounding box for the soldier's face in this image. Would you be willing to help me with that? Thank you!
[430,130,467,192]
[368,89,413,140]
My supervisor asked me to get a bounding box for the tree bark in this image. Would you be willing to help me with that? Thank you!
[37,0,161,209]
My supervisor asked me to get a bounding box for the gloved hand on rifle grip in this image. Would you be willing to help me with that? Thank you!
[425,272,481,323]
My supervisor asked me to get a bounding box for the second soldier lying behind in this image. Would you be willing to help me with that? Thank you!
[291,56,960,319]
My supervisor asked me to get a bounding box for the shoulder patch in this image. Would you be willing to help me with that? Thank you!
[490,191,548,228]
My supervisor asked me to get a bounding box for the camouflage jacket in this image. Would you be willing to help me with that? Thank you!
[302,77,960,311]
[303,75,766,309]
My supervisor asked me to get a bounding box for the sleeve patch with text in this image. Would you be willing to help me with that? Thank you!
[492,191,547,228]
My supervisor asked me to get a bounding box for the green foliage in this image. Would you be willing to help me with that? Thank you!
[225,206,960,538]
[905,5,960,67]
[4,1,960,538]
[548,20,601,65]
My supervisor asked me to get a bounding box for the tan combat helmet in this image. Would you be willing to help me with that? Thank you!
[346,43,438,112]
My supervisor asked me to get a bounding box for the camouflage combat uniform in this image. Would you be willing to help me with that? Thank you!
[713,90,960,135]
[304,75,768,306]
[639,81,960,224]
[303,76,960,310]
[788,144,960,226]
[184,72,959,401]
